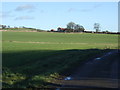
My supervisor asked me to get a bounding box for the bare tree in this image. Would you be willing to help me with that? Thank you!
[94,23,100,32]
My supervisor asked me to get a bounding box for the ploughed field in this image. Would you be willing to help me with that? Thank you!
[2,31,118,88]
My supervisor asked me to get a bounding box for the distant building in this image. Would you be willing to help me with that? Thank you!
[51,29,55,32]
[57,27,67,32]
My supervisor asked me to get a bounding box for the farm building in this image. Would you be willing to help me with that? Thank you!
[57,27,67,32]
[50,29,55,32]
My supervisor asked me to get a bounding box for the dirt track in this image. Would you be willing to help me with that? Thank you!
[55,50,119,89]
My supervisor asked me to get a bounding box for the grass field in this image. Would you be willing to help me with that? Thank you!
[2,31,118,88]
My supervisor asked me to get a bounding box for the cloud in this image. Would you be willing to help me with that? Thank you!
[67,4,102,13]
[0,14,13,18]
[93,4,102,9]
[80,9,92,12]
[40,10,44,13]
[68,8,92,12]
[15,4,35,12]
[68,8,77,12]
[14,16,34,20]
[0,11,14,18]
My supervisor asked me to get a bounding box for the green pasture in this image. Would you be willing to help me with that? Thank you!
[2,31,118,88]
[2,32,118,44]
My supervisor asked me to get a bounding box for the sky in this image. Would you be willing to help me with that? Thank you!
[1,2,118,32]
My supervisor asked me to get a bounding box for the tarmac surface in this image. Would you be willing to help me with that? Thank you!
[55,50,119,89]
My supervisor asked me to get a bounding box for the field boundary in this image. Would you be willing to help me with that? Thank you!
[1,30,120,35]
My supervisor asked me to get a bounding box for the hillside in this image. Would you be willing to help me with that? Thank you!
[1,28,45,32]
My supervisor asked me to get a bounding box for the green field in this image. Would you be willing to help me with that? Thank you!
[2,31,118,88]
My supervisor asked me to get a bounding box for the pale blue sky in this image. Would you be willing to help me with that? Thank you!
[1,2,118,32]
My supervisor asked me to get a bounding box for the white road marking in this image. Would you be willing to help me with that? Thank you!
[64,77,72,80]
[94,57,101,60]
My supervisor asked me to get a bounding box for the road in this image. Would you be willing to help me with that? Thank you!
[55,49,119,89]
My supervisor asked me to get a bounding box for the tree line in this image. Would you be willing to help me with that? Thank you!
[61,22,110,33]
[66,22,102,32]
[1,22,112,33]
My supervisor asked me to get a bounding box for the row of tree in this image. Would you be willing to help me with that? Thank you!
[0,25,27,29]
[0,24,45,32]
[0,25,9,29]
[65,22,101,32]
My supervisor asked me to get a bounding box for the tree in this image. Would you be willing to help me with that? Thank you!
[67,22,75,32]
[22,26,26,28]
[74,24,85,32]
[8,25,10,28]
[94,23,100,32]
[105,30,109,33]
[0,25,2,29]
[2,25,6,29]
[66,22,85,32]
[74,24,80,30]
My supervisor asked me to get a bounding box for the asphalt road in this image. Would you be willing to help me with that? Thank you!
[55,49,119,89]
